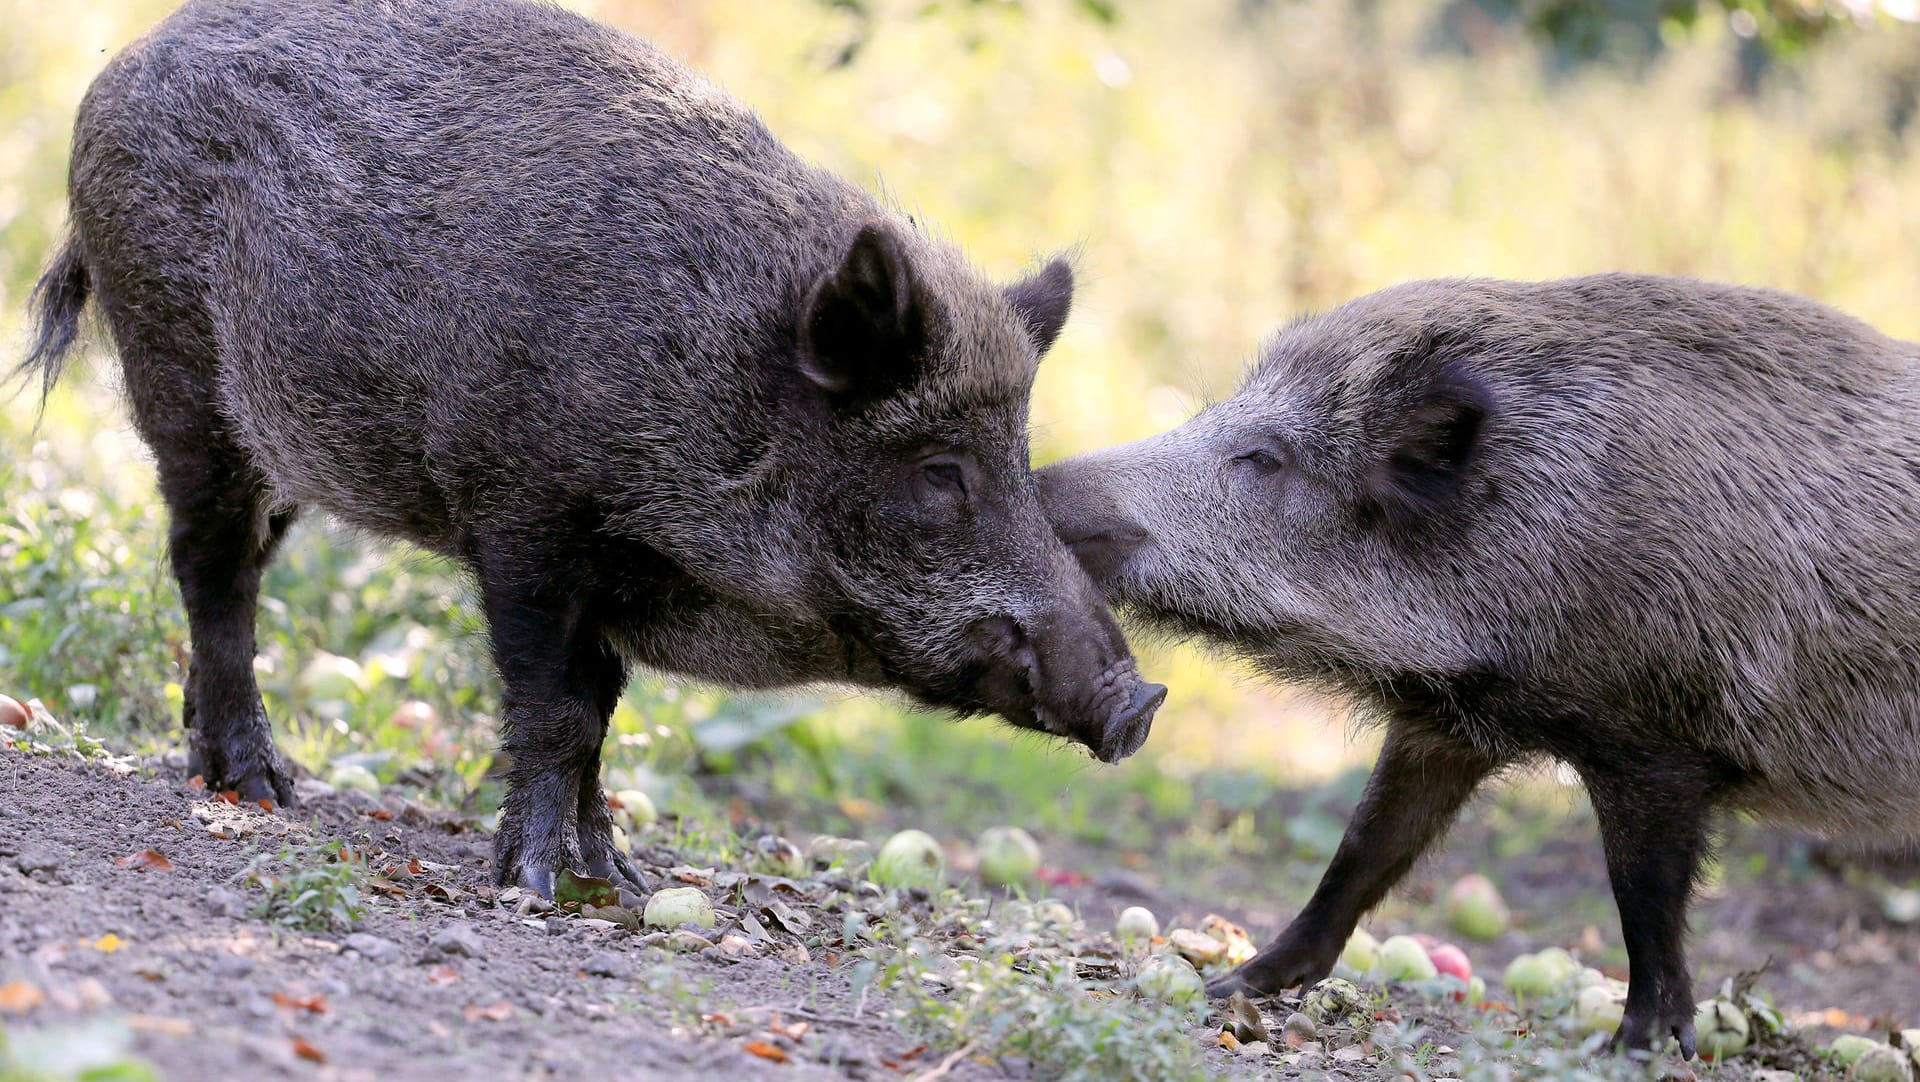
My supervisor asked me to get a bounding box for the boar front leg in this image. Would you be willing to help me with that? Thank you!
[1208,723,1500,999]
[1580,757,1719,1059]
[479,556,645,897]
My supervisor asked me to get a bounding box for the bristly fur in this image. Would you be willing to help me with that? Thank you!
[1038,273,1920,1054]
[36,0,1158,897]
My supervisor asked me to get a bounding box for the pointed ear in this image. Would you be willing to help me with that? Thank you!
[799,223,928,401]
[1369,368,1491,525]
[1004,257,1074,356]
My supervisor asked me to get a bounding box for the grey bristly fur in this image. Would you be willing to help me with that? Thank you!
[19,0,1163,898]
[1037,272,1920,1058]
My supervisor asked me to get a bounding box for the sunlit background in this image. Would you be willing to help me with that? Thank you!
[5,0,1920,857]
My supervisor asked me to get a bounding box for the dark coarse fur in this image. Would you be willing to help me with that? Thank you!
[1037,273,1920,1057]
[20,0,1164,897]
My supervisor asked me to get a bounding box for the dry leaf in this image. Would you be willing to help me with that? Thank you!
[125,1014,193,1036]
[767,1016,810,1042]
[0,981,44,1014]
[114,849,175,873]
[367,809,395,821]
[290,1037,326,1063]
[255,798,275,812]
[465,1000,513,1022]
[427,965,460,985]
[89,933,126,954]
[742,1040,789,1064]
[214,790,240,805]
[273,992,328,1015]
[186,776,206,791]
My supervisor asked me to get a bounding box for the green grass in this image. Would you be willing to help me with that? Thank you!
[236,839,368,932]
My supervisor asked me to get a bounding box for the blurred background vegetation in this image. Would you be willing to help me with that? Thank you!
[4,0,1920,870]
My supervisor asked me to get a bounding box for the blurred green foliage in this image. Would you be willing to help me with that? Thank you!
[3,0,1920,847]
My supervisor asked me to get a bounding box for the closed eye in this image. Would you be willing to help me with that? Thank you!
[923,459,967,494]
[1234,446,1291,473]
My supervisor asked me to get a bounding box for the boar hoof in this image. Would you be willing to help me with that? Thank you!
[579,828,652,894]
[1205,944,1334,999]
[185,740,294,807]
[1611,1007,1696,1060]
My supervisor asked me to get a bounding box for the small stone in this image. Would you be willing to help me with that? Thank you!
[581,952,628,978]
[425,924,485,960]
[1282,1012,1319,1046]
[1237,1041,1270,1057]
[617,888,646,910]
[292,778,337,802]
[205,887,248,918]
[209,953,256,979]
[546,916,568,937]
[14,848,60,875]
[342,933,401,963]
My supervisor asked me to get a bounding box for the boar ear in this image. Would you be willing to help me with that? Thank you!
[799,223,928,402]
[1370,369,1491,524]
[1005,258,1074,356]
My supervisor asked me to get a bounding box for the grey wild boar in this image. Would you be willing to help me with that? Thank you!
[1038,274,1920,1056]
[19,0,1163,896]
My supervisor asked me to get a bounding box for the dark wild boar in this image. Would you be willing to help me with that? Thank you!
[1037,274,1920,1056]
[19,0,1163,896]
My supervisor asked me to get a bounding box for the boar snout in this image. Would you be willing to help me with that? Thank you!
[973,606,1164,762]
[1035,463,1149,583]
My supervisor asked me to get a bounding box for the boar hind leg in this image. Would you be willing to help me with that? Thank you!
[480,557,641,897]
[1209,723,1500,999]
[1581,758,1719,1059]
[152,420,298,805]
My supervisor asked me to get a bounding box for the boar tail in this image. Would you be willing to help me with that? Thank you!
[15,230,91,409]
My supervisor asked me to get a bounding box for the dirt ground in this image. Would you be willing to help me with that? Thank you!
[0,751,939,1082]
[2,749,1916,1081]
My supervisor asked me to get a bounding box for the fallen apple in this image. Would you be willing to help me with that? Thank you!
[871,829,944,889]
[324,762,380,795]
[1501,951,1571,1005]
[1302,977,1369,1029]
[976,826,1042,886]
[1376,934,1439,981]
[1427,942,1472,983]
[1574,985,1624,1037]
[1851,1045,1914,1082]
[749,835,806,878]
[806,836,872,874]
[1832,1035,1882,1067]
[0,694,28,731]
[1340,927,1380,973]
[642,886,715,929]
[1444,873,1512,941]
[1134,956,1205,1004]
[1115,906,1160,942]
[1466,974,1488,1007]
[1169,928,1227,967]
[611,789,657,831]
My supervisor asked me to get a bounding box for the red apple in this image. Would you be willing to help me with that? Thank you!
[1427,942,1473,988]
[0,694,28,731]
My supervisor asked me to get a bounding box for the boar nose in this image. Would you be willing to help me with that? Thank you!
[1096,679,1165,764]
[1035,464,1148,584]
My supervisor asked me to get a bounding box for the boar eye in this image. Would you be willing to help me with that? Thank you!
[1233,445,1292,475]
[921,458,969,497]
